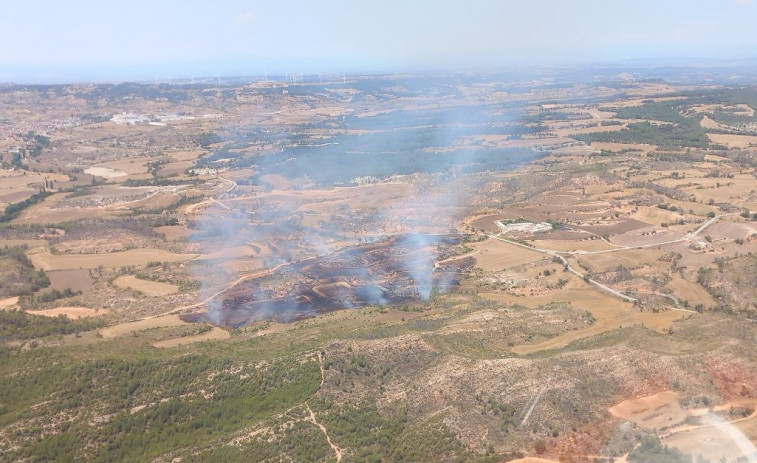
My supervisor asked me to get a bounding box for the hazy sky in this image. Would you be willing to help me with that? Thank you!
[2,0,757,81]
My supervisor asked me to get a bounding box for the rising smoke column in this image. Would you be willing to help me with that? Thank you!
[191,76,532,323]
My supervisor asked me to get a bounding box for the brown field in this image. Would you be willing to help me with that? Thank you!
[123,192,180,210]
[26,307,109,319]
[737,412,757,445]
[99,314,187,338]
[627,206,684,226]
[577,248,666,273]
[196,245,259,261]
[667,276,717,308]
[113,275,180,297]
[28,248,198,271]
[532,238,620,253]
[0,188,37,207]
[591,141,657,156]
[0,239,48,248]
[14,196,118,224]
[0,169,69,190]
[152,327,230,348]
[158,161,194,177]
[609,391,686,430]
[258,174,295,190]
[671,178,757,206]
[609,226,686,247]
[706,221,757,241]
[155,225,194,241]
[163,149,206,162]
[0,297,19,310]
[704,153,730,162]
[84,167,127,179]
[469,239,547,271]
[573,218,650,237]
[482,283,687,355]
[94,157,151,175]
[536,230,591,241]
[707,133,757,148]
[46,269,94,293]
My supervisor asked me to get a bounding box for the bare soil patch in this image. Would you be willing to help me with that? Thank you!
[508,458,560,463]
[0,296,19,310]
[26,307,109,319]
[84,167,128,179]
[46,269,94,293]
[0,239,47,248]
[577,249,665,273]
[591,142,657,156]
[532,238,619,253]
[113,275,179,297]
[482,283,686,355]
[99,314,187,338]
[707,133,757,148]
[28,248,197,271]
[155,225,194,241]
[667,276,716,308]
[609,390,686,430]
[470,239,547,272]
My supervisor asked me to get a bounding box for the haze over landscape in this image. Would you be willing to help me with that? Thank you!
[4,0,757,82]
[2,2,757,463]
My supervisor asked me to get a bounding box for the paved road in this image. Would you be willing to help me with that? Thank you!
[487,234,637,302]
[487,213,739,303]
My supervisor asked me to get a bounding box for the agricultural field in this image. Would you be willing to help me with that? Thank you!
[1,73,757,463]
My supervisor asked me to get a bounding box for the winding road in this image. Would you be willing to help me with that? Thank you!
[488,213,738,304]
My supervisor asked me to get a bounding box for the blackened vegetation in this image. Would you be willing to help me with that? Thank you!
[189,235,474,328]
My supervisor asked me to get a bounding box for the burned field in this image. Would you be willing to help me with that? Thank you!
[188,234,474,327]
[4,74,757,463]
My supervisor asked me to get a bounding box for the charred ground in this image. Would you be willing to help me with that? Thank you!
[1,71,757,462]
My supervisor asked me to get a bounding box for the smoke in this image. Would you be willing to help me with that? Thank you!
[701,412,757,463]
[190,76,536,326]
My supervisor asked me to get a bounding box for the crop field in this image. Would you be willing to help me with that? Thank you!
[667,275,717,308]
[575,248,666,273]
[468,239,547,271]
[26,306,108,319]
[28,248,197,270]
[113,275,179,296]
[481,281,687,355]
[531,238,619,252]
[98,314,188,338]
[2,74,757,463]
[46,269,94,292]
[707,133,757,147]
